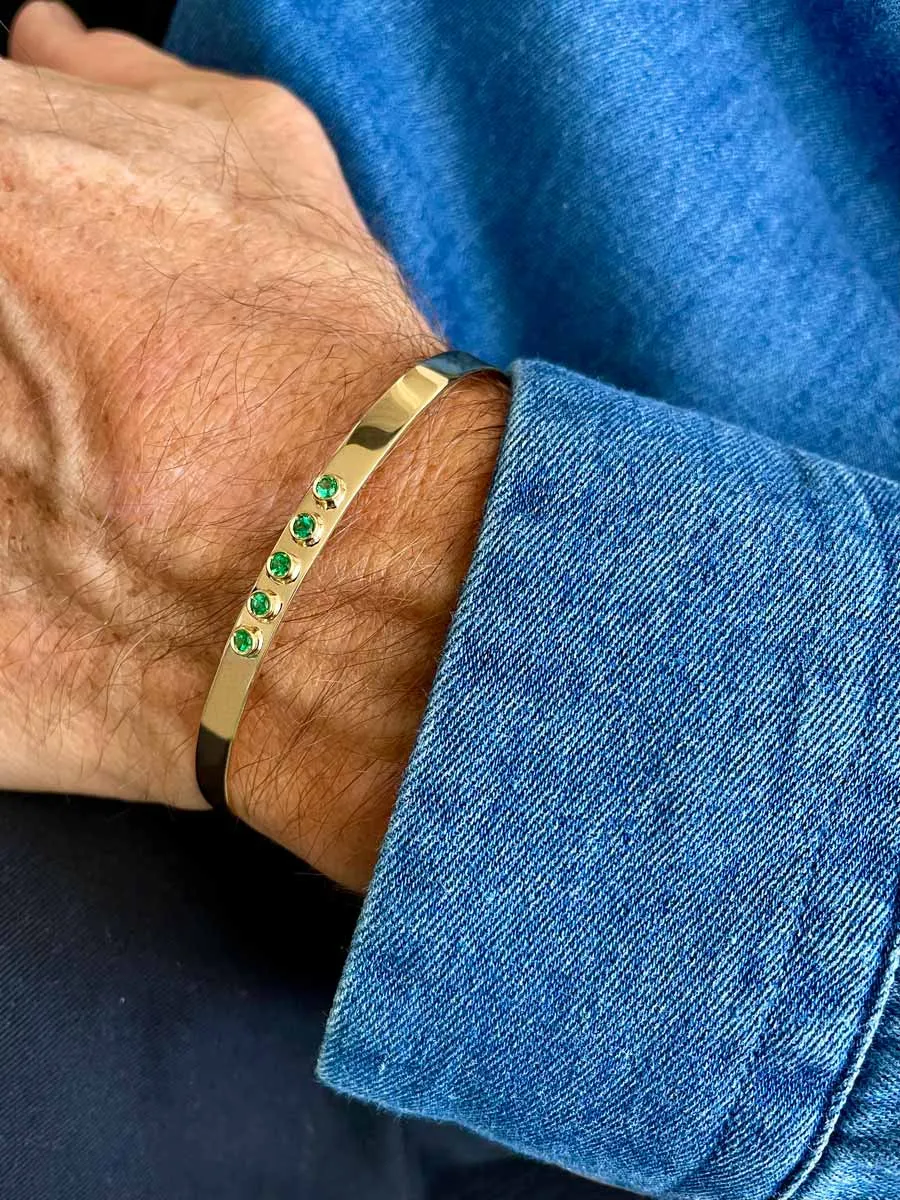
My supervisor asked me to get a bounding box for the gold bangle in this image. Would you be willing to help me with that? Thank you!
[195,350,507,811]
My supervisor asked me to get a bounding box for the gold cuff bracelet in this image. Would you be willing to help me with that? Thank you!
[195,349,506,811]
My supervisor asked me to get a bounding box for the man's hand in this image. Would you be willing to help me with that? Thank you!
[1,0,506,889]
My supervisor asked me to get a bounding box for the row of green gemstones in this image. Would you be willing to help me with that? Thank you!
[231,475,342,657]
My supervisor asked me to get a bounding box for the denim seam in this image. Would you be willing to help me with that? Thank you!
[664,776,841,1198]
[779,880,900,1200]
[771,474,896,1200]
[665,465,887,1198]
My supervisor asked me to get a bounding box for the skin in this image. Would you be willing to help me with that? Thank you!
[0,0,507,890]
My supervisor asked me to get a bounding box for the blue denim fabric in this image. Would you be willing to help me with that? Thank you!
[319,364,900,1199]
[166,1,900,1195]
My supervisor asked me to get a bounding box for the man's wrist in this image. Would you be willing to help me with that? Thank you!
[223,359,509,889]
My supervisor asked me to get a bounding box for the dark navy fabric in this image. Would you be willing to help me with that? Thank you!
[0,793,620,1199]
[164,1,900,1196]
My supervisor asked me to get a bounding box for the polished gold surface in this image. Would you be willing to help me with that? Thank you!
[195,351,506,811]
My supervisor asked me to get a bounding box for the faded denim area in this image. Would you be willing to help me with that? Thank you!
[167,0,900,1196]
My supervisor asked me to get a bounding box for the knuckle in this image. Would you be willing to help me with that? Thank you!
[244,78,319,128]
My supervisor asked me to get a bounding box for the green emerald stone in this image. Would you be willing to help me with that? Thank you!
[268,551,292,579]
[249,590,271,618]
[231,627,256,656]
[314,474,340,502]
[292,512,318,542]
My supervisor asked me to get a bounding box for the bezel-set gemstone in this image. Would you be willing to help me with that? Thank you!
[248,590,279,620]
[231,626,259,657]
[313,473,343,506]
[291,512,321,545]
[267,550,296,581]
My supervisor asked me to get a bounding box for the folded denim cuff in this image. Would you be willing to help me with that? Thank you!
[318,360,900,1200]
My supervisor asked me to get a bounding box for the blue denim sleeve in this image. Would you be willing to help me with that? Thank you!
[317,359,900,1200]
